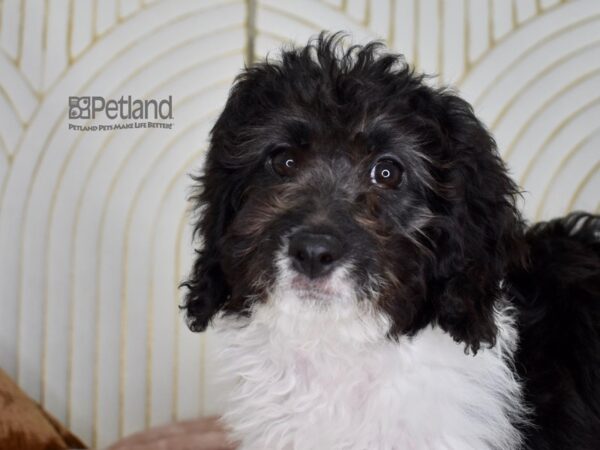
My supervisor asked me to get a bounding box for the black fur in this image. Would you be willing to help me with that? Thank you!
[509,213,600,449]
[181,33,600,448]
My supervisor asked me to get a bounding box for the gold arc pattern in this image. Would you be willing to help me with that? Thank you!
[0,0,598,448]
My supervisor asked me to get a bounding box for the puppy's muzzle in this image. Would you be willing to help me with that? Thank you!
[288,231,345,279]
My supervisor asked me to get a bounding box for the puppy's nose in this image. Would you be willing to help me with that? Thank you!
[288,232,344,279]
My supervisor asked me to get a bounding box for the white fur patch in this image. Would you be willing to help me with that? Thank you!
[212,265,525,450]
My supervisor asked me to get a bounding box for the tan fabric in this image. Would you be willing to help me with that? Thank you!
[0,367,86,449]
[0,367,231,450]
[108,417,235,450]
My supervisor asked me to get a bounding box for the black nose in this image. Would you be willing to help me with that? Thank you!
[288,232,344,279]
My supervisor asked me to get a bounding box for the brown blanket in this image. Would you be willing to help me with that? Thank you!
[0,367,86,449]
[0,366,233,450]
[108,417,235,450]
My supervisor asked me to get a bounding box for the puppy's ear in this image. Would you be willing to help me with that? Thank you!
[181,63,272,331]
[181,165,234,332]
[430,92,524,353]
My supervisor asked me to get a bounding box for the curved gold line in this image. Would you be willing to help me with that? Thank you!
[67,0,75,64]
[413,0,420,70]
[363,0,371,27]
[119,106,222,431]
[92,95,230,445]
[171,163,220,418]
[93,103,219,441]
[260,2,372,38]
[69,0,96,61]
[387,0,396,45]
[7,12,242,394]
[253,29,302,49]
[318,0,373,29]
[51,0,240,97]
[0,132,6,155]
[31,19,242,434]
[172,196,189,421]
[535,129,600,220]
[171,148,213,418]
[519,100,600,186]
[15,0,46,396]
[16,0,24,67]
[465,0,494,68]
[0,51,39,122]
[0,126,22,159]
[117,0,123,22]
[260,3,337,34]
[118,0,140,21]
[244,0,256,65]
[482,0,491,52]
[146,148,205,426]
[71,80,234,444]
[31,2,243,197]
[61,64,238,446]
[91,82,230,436]
[319,0,343,12]
[91,0,99,43]
[9,128,37,389]
[437,0,444,83]
[39,0,52,408]
[175,166,206,417]
[458,5,595,91]
[74,7,240,124]
[464,0,470,71]
[136,52,239,426]
[92,0,98,39]
[0,74,29,125]
[566,161,600,212]
[40,0,49,85]
[0,145,9,192]
[473,14,600,108]
[199,308,206,416]
[488,0,494,46]
[4,0,182,426]
[96,68,229,434]
[503,69,600,159]
[0,107,15,156]
[75,55,233,445]
[254,28,359,62]
[490,40,600,130]
[511,0,518,29]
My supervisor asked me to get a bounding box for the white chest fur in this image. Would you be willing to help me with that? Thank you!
[212,295,525,450]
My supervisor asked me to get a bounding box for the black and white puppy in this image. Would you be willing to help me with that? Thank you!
[182,34,600,450]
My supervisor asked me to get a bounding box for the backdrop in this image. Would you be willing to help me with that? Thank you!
[0,0,598,447]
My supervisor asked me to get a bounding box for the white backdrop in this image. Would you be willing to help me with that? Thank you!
[0,0,598,447]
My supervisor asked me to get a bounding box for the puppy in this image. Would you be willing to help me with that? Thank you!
[182,34,600,450]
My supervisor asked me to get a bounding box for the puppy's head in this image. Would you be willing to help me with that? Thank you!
[182,34,524,352]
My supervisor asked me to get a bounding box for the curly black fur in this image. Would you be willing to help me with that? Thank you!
[182,33,525,351]
[508,213,600,449]
[181,33,600,448]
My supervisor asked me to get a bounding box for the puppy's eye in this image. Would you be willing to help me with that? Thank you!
[271,147,302,177]
[370,159,403,188]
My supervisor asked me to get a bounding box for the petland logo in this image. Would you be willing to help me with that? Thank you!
[68,95,174,131]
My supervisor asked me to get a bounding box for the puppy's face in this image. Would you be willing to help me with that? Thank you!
[183,36,523,352]
[216,103,435,336]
